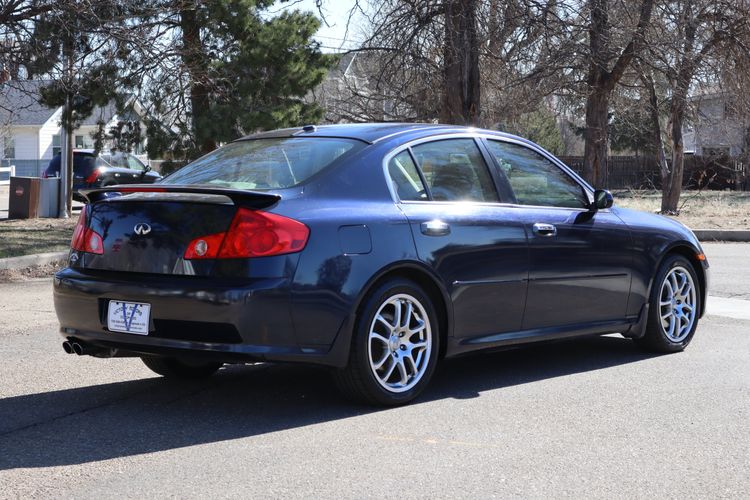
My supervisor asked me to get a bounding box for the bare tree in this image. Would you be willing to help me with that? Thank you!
[641,0,750,213]
[582,0,654,187]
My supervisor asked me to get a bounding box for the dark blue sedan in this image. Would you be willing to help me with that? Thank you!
[54,124,709,405]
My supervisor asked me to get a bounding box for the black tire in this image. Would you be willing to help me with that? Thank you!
[141,356,223,379]
[635,254,701,353]
[334,278,440,406]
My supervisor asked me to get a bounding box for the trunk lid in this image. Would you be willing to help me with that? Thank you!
[74,187,280,276]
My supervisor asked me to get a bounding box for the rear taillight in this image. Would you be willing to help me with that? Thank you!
[70,206,104,255]
[184,208,309,260]
[85,169,100,184]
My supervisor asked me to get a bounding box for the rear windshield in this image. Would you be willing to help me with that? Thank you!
[161,138,363,190]
[46,153,106,176]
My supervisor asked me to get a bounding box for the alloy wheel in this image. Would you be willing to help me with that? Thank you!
[367,293,432,393]
[658,266,697,343]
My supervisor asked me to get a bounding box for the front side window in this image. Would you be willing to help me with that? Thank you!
[486,140,589,209]
[126,155,145,171]
[410,139,498,202]
[387,150,427,201]
[162,138,363,190]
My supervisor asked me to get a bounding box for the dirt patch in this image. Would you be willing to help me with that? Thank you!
[0,260,66,282]
[0,217,77,258]
[614,190,750,230]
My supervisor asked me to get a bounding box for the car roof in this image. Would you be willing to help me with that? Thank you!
[237,123,537,147]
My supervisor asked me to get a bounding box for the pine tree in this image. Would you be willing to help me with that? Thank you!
[147,1,335,159]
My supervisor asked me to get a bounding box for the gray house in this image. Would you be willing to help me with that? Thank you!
[683,90,749,157]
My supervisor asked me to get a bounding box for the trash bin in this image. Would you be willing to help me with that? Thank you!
[38,177,60,217]
[8,176,40,219]
[8,176,61,218]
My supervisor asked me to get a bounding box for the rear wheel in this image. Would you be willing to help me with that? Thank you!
[334,278,439,406]
[141,356,223,379]
[636,254,701,353]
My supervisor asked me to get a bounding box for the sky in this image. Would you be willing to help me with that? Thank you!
[274,0,364,52]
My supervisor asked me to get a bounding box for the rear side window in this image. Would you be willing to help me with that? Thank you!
[162,138,363,190]
[387,151,427,201]
[411,139,498,202]
[486,140,589,209]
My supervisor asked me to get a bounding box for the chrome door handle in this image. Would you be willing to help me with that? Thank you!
[532,222,557,237]
[421,220,451,236]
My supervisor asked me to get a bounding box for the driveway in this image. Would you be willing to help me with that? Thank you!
[0,244,747,498]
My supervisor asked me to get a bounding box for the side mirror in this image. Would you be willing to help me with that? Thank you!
[142,164,152,174]
[591,189,614,211]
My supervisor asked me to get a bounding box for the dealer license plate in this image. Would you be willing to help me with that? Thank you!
[107,301,151,335]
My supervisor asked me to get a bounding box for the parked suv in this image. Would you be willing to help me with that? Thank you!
[43,149,162,200]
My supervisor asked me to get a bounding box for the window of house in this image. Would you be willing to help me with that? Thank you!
[2,136,15,159]
[52,135,61,156]
[486,140,589,209]
[410,139,499,202]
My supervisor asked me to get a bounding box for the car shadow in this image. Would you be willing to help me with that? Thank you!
[0,335,658,470]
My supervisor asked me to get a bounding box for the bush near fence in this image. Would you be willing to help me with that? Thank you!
[559,155,749,190]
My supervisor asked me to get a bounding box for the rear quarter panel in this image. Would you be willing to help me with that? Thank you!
[273,145,428,348]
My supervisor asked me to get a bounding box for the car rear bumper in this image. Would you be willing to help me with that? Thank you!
[53,267,346,366]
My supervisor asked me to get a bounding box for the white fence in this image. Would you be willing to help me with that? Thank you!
[0,165,15,185]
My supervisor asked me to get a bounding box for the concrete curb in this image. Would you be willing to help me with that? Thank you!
[693,230,750,242]
[0,251,68,271]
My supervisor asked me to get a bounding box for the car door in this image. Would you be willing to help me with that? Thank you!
[123,154,148,183]
[483,138,633,330]
[386,137,529,340]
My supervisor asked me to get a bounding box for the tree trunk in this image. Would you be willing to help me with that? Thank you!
[441,0,480,125]
[663,91,688,214]
[583,88,609,188]
[180,6,216,155]
[582,0,654,188]
[640,70,669,191]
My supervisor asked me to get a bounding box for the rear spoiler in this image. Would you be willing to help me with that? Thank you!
[78,184,281,209]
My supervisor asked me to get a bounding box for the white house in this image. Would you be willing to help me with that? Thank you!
[0,80,148,176]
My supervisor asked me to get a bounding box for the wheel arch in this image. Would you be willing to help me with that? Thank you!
[352,261,453,359]
[653,242,707,317]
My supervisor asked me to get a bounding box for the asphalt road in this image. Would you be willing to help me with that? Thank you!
[0,244,748,498]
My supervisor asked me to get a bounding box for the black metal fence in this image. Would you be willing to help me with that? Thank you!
[558,155,750,191]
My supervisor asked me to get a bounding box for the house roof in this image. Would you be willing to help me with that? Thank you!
[0,80,57,126]
[0,80,121,127]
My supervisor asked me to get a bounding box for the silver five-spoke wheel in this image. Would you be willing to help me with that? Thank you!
[658,266,697,343]
[367,293,432,393]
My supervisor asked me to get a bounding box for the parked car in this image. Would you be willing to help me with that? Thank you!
[53,124,709,406]
[43,149,162,200]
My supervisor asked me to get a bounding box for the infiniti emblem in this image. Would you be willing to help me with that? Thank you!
[134,223,152,235]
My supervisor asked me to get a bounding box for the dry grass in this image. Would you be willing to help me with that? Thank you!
[614,190,750,230]
[0,217,77,259]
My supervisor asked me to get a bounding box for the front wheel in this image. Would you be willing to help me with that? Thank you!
[141,356,223,379]
[334,278,440,406]
[636,254,701,353]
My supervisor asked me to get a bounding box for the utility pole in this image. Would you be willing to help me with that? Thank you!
[58,36,74,218]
